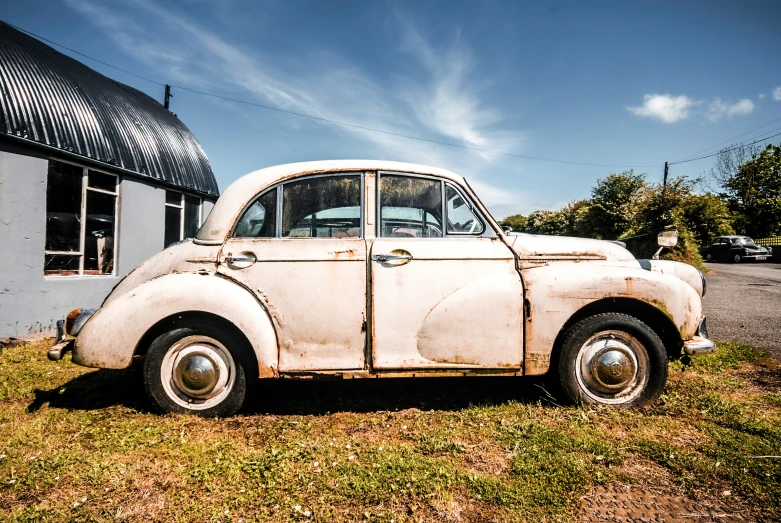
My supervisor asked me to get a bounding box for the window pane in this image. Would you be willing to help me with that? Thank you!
[282,176,361,238]
[446,184,484,235]
[380,175,442,238]
[164,206,182,247]
[83,191,116,274]
[45,160,83,251]
[183,195,200,239]
[44,254,80,276]
[234,190,277,238]
[88,170,117,192]
[165,190,182,205]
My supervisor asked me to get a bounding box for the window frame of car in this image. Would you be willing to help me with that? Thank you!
[376,171,495,239]
[230,171,366,239]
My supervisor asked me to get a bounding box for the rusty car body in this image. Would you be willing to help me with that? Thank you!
[49,160,714,416]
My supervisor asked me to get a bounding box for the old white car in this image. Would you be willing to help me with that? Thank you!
[49,160,713,416]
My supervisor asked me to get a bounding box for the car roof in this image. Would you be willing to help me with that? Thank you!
[196,160,479,243]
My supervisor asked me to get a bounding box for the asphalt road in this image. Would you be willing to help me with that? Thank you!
[703,261,781,359]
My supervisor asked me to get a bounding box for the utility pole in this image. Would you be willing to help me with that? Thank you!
[164,84,172,110]
[661,161,669,222]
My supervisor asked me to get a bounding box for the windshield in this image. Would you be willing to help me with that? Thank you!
[731,237,755,245]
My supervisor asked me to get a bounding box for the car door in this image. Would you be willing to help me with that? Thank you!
[218,173,368,371]
[369,173,523,370]
[714,238,728,260]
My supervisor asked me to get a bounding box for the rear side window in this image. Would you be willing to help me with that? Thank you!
[282,175,361,238]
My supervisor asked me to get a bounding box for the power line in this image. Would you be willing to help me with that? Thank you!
[674,114,781,162]
[4,20,661,169]
[668,130,781,165]
[3,21,164,86]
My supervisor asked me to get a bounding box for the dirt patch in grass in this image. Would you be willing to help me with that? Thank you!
[1,340,779,522]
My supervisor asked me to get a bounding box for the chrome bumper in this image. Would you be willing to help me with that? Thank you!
[48,320,74,360]
[683,317,716,355]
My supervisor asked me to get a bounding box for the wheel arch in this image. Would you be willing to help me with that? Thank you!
[552,297,683,364]
[134,311,259,377]
[73,273,279,377]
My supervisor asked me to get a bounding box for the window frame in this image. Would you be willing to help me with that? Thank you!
[230,172,366,239]
[376,171,490,239]
[44,158,120,278]
[164,190,205,247]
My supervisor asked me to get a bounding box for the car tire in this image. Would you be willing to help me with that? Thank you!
[733,254,741,263]
[551,313,668,408]
[143,320,255,417]
[705,253,713,262]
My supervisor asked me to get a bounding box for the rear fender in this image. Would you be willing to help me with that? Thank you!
[73,273,278,376]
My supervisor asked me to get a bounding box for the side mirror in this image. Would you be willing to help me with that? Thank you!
[502,226,513,234]
[657,229,678,247]
[653,229,678,259]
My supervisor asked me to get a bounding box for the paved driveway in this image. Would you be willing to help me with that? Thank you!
[703,261,781,358]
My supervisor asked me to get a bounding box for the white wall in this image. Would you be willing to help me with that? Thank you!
[0,142,183,337]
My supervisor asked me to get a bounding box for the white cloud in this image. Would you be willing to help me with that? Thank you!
[706,98,755,121]
[759,93,766,99]
[773,86,781,101]
[626,94,695,123]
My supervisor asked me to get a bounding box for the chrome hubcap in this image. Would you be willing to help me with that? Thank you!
[174,353,219,397]
[575,331,648,404]
[161,335,235,410]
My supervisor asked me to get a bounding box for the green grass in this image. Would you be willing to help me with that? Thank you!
[1,340,779,522]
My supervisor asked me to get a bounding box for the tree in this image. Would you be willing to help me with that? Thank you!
[559,199,591,236]
[708,143,764,190]
[499,214,527,232]
[582,171,646,239]
[680,193,735,245]
[524,210,565,235]
[722,144,781,238]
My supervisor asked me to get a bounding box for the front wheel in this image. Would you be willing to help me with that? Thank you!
[143,321,254,417]
[551,313,668,407]
[733,253,742,263]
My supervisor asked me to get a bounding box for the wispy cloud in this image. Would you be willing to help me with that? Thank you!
[626,94,695,123]
[773,86,781,101]
[64,0,524,209]
[706,98,755,121]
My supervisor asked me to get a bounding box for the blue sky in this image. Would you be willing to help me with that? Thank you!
[2,0,780,217]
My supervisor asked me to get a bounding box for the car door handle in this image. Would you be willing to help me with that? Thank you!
[224,256,256,263]
[372,253,413,262]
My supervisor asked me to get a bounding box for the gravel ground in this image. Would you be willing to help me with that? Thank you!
[703,261,781,359]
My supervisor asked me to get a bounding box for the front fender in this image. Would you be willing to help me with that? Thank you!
[73,273,278,376]
[522,263,702,375]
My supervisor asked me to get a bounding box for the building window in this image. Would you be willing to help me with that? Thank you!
[164,190,203,248]
[44,159,118,276]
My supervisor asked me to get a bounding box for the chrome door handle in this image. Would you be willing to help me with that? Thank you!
[372,253,413,262]
[225,256,255,263]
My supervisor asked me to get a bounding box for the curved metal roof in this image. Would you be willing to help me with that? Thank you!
[0,22,218,197]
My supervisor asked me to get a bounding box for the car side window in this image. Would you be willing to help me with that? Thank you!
[446,183,484,235]
[379,175,443,238]
[282,175,362,238]
[234,189,277,238]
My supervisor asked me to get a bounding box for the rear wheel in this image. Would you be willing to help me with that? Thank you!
[143,320,254,417]
[705,253,713,262]
[551,313,668,407]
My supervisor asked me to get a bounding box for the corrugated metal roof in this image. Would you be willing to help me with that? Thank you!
[0,22,218,197]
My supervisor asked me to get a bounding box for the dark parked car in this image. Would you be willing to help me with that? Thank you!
[702,236,772,263]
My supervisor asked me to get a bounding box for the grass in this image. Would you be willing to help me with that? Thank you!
[0,340,779,522]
